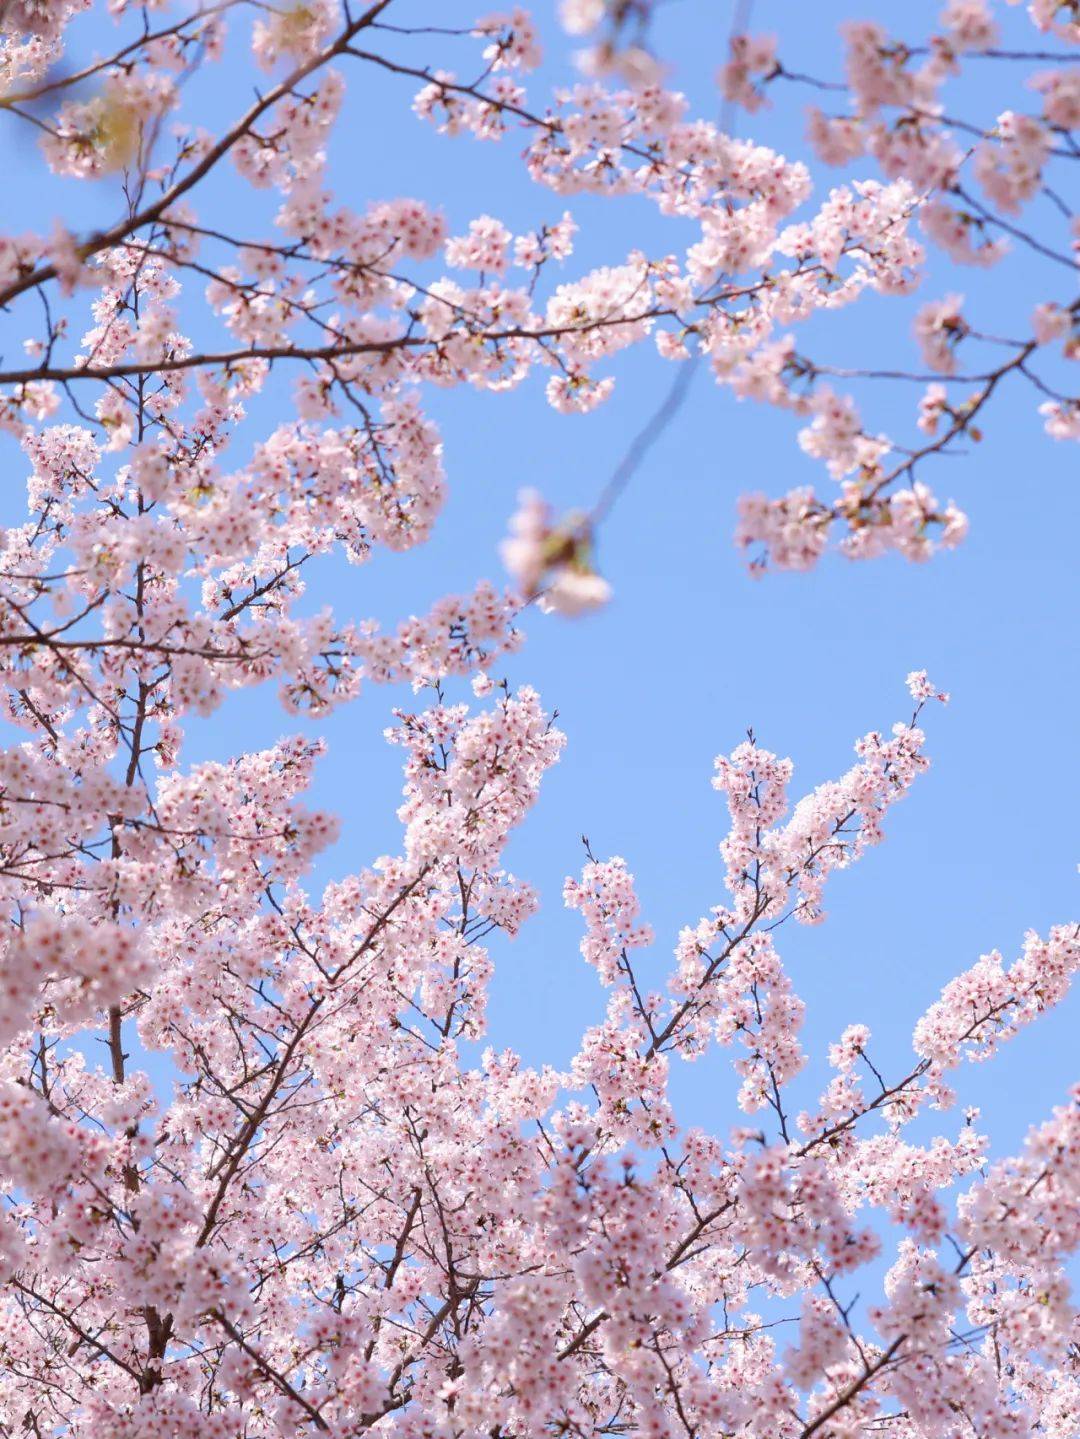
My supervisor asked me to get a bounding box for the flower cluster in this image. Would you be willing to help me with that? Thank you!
[500,488,612,614]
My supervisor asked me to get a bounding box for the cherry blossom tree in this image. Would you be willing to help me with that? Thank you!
[0,1,1077,1436]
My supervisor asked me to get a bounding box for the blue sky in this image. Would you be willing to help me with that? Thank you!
[2,0,1077,1165]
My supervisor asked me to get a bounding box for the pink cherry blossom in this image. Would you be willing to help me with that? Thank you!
[0,5,1075,1435]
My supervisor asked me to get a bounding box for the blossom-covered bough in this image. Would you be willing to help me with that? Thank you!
[713,1,1080,570]
[4,0,1075,588]
[0,0,1077,1435]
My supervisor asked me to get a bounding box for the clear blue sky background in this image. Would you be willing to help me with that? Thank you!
[2,1,1077,1167]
